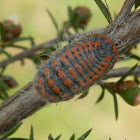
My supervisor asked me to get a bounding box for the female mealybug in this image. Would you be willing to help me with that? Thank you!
[34,34,118,103]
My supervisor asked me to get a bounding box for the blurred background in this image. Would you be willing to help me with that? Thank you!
[0,0,140,139]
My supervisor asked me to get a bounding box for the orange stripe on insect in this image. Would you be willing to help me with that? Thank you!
[48,96,59,102]
[64,78,72,87]
[77,44,83,53]
[105,39,112,44]
[65,50,73,60]
[88,56,94,64]
[79,60,88,71]
[42,87,48,97]
[71,46,79,57]
[72,88,79,93]
[78,79,86,88]
[84,76,93,85]
[100,62,109,69]
[93,41,101,49]
[52,60,59,67]
[47,78,55,87]
[56,68,66,78]
[88,72,98,81]
[61,93,70,99]
[97,65,106,72]
[44,68,50,76]
[38,77,43,86]
[94,68,102,77]
[88,41,94,50]
[82,42,88,52]
[68,67,77,78]
[115,52,118,61]
[98,35,106,39]
[74,63,83,74]
[52,87,61,95]
[59,55,69,64]
[103,56,112,62]
[83,57,92,67]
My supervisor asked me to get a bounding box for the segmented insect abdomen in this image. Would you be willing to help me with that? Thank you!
[34,34,118,103]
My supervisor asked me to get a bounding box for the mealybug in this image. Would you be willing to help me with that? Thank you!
[34,34,118,103]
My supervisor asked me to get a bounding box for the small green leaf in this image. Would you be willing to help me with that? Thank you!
[1,89,9,99]
[96,88,105,103]
[30,126,34,140]
[9,37,35,47]
[125,52,140,61]
[70,12,79,26]
[9,45,27,50]
[76,89,89,100]
[69,134,75,140]
[47,9,59,34]
[0,66,6,76]
[116,63,138,84]
[94,0,112,23]
[31,56,41,65]
[0,122,22,139]
[48,134,54,140]
[119,87,140,106]
[0,80,9,91]
[108,88,118,120]
[112,91,118,121]
[135,0,140,9]
[0,49,13,61]
[134,76,140,84]
[68,6,73,19]
[77,128,92,140]
[0,93,5,100]
[0,22,5,41]
[54,134,61,140]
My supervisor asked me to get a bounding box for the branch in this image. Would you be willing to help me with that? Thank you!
[0,82,46,134]
[0,5,140,135]
[115,0,136,24]
[107,65,140,78]
[0,38,58,68]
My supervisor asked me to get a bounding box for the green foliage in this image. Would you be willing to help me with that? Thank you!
[69,134,75,140]
[47,9,59,34]
[119,87,140,106]
[112,91,118,121]
[125,52,140,61]
[94,0,112,23]
[54,134,62,140]
[135,0,140,9]
[77,128,92,140]
[9,37,35,47]
[48,129,92,140]
[96,88,105,103]
[0,123,22,139]
[0,22,5,41]
[76,89,89,100]
[30,126,34,140]
[116,63,138,84]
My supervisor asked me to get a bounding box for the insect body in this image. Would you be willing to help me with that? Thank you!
[34,34,118,103]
